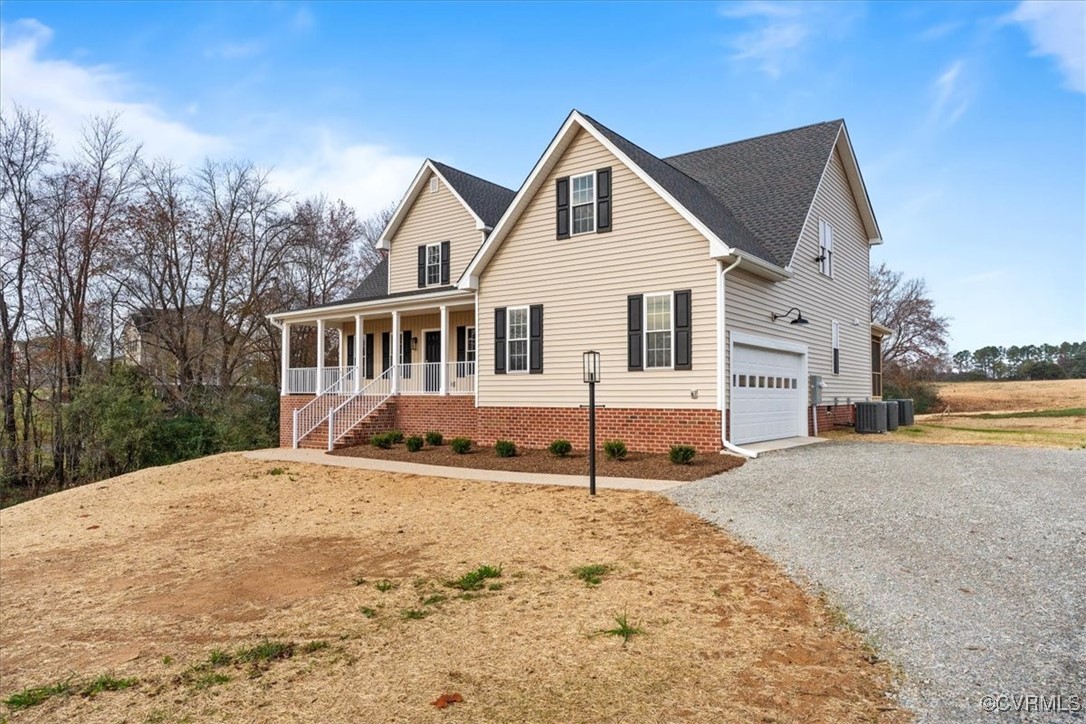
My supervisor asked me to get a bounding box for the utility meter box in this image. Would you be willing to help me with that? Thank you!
[808,375,823,406]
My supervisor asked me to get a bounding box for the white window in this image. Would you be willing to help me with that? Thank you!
[425,243,441,285]
[429,177,438,193]
[819,219,834,277]
[466,326,476,364]
[571,172,595,235]
[507,307,529,373]
[644,292,672,369]
[832,321,841,375]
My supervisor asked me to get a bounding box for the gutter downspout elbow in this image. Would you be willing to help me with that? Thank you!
[717,258,758,460]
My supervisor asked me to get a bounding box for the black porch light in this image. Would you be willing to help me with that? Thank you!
[770,307,809,325]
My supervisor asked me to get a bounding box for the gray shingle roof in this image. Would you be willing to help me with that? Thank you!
[665,120,843,267]
[342,256,388,302]
[431,161,516,229]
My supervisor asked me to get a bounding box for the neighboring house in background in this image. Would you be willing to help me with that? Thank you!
[122,308,252,388]
[270,110,887,454]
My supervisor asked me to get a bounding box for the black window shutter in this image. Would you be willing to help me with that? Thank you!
[346,334,355,367]
[401,330,412,377]
[674,289,692,370]
[833,349,840,376]
[381,332,391,372]
[597,167,612,232]
[529,304,543,374]
[456,325,466,377]
[556,177,570,239]
[494,308,507,375]
[627,294,643,371]
[365,333,375,378]
[440,240,450,285]
[417,245,426,287]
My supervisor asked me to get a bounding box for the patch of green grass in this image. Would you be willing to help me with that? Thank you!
[931,424,1066,436]
[234,639,294,664]
[897,426,926,435]
[448,564,503,591]
[422,593,447,606]
[4,681,72,710]
[401,608,428,620]
[268,467,286,476]
[599,610,643,643]
[973,407,1085,419]
[80,674,138,697]
[187,670,230,690]
[161,655,173,666]
[457,592,484,601]
[301,640,329,654]
[359,606,377,618]
[375,579,397,592]
[208,649,233,668]
[487,582,504,591]
[572,564,611,586]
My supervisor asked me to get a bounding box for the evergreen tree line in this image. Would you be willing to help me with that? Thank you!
[1,105,391,501]
[948,342,1084,381]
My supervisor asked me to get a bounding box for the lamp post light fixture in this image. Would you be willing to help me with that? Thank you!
[583,351,601,496]
[770,307,809,325]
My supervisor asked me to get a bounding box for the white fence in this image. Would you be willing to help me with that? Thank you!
[287,366,357,394]
[287,362,474,396]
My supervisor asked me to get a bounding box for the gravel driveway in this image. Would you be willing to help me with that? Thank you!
[667,441,1086,723]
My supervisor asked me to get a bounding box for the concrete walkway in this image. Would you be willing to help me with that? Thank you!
[244,448,686,492]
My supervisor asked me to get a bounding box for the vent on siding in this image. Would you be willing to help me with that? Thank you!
[430,177,438,193]
[855,402,887,434]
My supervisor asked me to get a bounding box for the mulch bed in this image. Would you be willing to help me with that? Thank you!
[330,442,744,481]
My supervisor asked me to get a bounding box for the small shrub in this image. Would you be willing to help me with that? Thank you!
[448,564,503,591]
[548,439,572,457]
[387,430,405,443]
[371,433,393,449]
[425,431,443,446]
[268,467,285,476]
[603,440,628,461]
[669,444,696,465]
[405,435,424,452]
[450,437,472,454]
[495,439,517,458]
[573,563,611,586]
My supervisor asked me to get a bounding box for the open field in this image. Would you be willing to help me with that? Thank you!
[0,454,903,723]
[932,378,1086,413]
[829,379,1085,449]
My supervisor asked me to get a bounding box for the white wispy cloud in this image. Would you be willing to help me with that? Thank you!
[718,1,861,78]
[0,19,229,164]
[917,20,964,42]
[1010,1,1086,93]
[930,60,971,127]
[1,18,418,216]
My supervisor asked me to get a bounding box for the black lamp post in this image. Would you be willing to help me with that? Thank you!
[583,351,601,496]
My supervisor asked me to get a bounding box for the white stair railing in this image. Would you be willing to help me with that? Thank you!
[291,366,359,447]
[327,368,395,450]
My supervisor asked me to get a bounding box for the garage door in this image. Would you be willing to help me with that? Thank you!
[731,343,804,444]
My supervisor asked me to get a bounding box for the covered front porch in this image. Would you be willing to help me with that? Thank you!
[279,299,477,398]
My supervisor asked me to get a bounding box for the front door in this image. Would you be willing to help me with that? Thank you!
[424,331,441,392]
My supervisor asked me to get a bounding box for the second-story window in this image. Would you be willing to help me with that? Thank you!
[426,243,441,285]
[571,172,595,234]
[507,307,529,372]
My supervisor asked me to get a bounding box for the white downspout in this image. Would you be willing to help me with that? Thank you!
[717,257,758,459]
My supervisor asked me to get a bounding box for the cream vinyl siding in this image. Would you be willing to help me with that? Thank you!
[725,146,873,406]
[388,171,481,294]
[478,129,718,409]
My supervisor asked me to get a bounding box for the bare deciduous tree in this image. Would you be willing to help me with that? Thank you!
[870,262,949,367]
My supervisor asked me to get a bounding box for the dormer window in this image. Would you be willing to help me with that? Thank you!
[571,172,595,234]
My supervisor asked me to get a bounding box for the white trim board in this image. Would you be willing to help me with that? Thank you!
[377,160,490,251]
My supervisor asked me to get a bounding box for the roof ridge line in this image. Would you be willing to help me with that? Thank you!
[664,119,843,160]
[430,159,516,195]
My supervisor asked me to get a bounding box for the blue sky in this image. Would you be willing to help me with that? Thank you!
[1,1,1083,353]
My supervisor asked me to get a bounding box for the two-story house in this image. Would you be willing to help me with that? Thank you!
[271,110,887,456]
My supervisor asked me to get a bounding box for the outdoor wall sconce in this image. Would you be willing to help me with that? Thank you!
[770,307,809,325]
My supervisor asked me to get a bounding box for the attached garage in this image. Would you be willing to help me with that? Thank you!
[730,334,807,445]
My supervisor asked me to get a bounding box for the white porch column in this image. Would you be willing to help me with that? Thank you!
[337,326,346,368]
[316,318,325,393]
[439,304,449,395]
[391,310,401,394]
[354,314,364,393]
[280,322,290,395]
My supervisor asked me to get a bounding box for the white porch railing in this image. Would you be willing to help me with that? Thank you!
[397,362,441,395]
[327,368,395,450]
[447,361,476,395]
[286,366,357,394]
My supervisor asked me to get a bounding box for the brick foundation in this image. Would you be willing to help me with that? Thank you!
[279,395,856,452]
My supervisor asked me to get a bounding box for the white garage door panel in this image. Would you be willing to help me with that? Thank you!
[732,343,803,445]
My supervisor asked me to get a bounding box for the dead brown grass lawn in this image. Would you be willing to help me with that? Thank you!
[933,378,1086,413]
[0,454,905,723]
